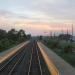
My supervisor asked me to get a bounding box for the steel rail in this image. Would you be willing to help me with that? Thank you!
[0,47,25,75]
[36,44,43,75]
[28,48,33,75]
[0,50,21,71]
[8,49,26,75]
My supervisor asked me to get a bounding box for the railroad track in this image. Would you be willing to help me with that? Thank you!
[0,41,51,75]
[28,41,50,75]
[28,42,42,75]
[0,43,30,75]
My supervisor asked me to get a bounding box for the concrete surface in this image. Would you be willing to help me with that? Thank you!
[37,42,75,75]
[0,41,29,63]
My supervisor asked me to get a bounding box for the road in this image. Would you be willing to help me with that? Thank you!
[0,41,51,75]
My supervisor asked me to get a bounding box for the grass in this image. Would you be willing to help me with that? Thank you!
[46,38,75,67]
[0,38,19,52]
[53,48,75,67]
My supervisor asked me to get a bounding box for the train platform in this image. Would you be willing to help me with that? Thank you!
[0,41,29,63]
[37,42,75,75]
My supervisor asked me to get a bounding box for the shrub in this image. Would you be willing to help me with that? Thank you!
[63,44,73,53]
[48,39,59,49]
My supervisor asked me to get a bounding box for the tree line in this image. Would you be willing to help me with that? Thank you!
[0,29,31,51]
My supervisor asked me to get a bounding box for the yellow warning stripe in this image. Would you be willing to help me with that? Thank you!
[37,42,60,75]
[0,41,29,63]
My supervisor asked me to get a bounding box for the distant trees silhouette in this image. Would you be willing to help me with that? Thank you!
[18,29,27,42]
[0,29,31,51]
[58,34,72,41]
[7,29,18,41]
[0,29,7,39]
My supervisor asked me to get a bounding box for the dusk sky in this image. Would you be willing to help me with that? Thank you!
[0,0,75,36]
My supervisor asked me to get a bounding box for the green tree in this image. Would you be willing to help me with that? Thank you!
[18,29,27,42]
[27,34,31,39]
[63,44,73,53]
[0,29,7,40]
[7,29,18,41]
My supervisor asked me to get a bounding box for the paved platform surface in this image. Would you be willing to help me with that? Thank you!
[0,41,29,63]
[38,42,75,75]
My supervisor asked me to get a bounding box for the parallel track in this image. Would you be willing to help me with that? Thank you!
[0,41,51,75]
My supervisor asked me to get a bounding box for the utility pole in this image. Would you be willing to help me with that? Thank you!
[53,32,55,37]
[61,29,64,34]
[67,28,68,35]
[66,28,69,42]
[61,25,63,34]
[50,31,52,38]
[72,24,73,38]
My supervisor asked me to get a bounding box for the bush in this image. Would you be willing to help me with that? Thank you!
[48,39,59,49]
[63,44,73,53]
[0,38,18,52]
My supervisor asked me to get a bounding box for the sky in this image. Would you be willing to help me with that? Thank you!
[0,0,75,36]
